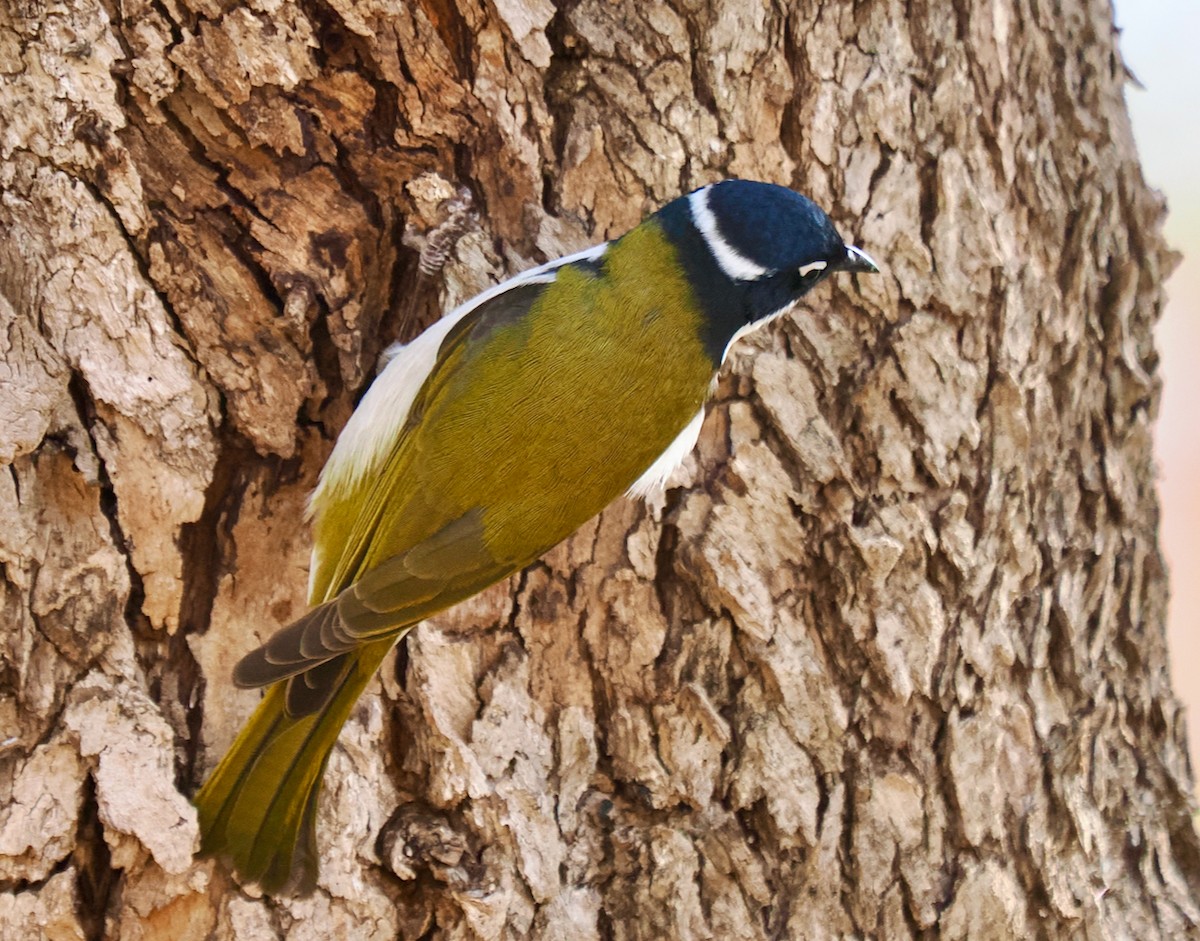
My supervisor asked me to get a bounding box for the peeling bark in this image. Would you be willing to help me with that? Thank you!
[1,0,1197,938]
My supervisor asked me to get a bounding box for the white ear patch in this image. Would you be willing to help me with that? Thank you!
[689,187,772,282]
[798,260,827,277]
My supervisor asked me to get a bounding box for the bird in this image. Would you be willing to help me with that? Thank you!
[193,179,878,893]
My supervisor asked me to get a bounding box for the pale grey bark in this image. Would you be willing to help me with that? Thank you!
[1,0,1196,939]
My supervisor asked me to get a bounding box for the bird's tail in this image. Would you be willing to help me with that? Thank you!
[193,637,396,894]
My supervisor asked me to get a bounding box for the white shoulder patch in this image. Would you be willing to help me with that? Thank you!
[689,187,772,283]
[310,241,611,517]
[626,407,706,499]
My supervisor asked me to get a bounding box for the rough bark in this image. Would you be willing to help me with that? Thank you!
[1,0,1197,939]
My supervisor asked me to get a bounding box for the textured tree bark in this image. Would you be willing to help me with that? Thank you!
[1,0,1197,938]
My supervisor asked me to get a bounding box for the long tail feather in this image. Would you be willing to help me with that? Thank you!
[194,637,396,894]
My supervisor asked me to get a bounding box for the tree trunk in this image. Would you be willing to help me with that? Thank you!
[1,0,1196,938]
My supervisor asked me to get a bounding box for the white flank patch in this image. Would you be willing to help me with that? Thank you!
[311,241,611,516]
[688,187,772,282]
[626,407,706,499]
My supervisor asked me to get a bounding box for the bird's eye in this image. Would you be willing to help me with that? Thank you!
[791,259,828,293]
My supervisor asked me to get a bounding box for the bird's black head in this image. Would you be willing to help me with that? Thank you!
[656,179,878,362]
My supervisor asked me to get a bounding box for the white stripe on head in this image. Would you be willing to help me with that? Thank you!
[688,187,772,282]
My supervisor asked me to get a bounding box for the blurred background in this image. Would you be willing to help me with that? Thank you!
[1114,0,1199,790]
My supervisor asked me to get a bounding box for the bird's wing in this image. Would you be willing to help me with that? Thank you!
[233,507,508,689]
[306,243,609,603]
[240,253,612,691]
[306,279,556,602]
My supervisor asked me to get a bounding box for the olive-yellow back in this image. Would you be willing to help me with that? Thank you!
[195,219,719,892]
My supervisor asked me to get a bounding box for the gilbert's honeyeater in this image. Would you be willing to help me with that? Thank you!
[194,179,879,893]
